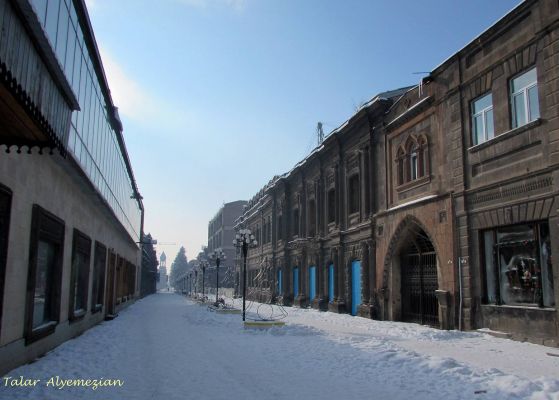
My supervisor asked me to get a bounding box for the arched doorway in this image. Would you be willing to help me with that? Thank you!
[400,227,439,326]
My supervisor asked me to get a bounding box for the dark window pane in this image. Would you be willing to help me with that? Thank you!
[513,93,526,128]
[528,85,540,121]
[33,240,55,328]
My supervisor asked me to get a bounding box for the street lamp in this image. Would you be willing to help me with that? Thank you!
[233,229,258,321]
[194,269,198,296]
[200,257,209,300]
[210,248,226,304]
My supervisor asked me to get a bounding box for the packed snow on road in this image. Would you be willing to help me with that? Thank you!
[0,292,558,400]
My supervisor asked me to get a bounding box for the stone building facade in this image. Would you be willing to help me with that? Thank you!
[0,0,144,373]
[208,200,247,288]
[235,0,559,345]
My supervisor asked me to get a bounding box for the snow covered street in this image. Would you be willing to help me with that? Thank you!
[1,292,558,400]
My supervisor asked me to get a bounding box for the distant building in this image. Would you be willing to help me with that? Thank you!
[140,234,158,297]
[158,252,168,291]
[207,201,247,288]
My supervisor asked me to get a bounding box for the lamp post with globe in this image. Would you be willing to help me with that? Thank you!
[233,229,258,321]
[210,248,226,304]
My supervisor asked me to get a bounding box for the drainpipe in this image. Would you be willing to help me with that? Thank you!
[452,191,463,331]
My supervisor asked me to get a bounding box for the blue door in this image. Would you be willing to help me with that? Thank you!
[309,266,316,301]
[351,260,361,316]
[277,269,283,294]
[328,264,334,303]
[293,267,299,297]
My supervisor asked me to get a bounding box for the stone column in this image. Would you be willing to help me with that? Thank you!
[358,241,374,318]
[369,238,378,319]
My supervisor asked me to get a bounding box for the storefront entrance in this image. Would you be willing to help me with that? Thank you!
[400,230,439,326]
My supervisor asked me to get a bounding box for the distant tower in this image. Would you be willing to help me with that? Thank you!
[158,252,168,290]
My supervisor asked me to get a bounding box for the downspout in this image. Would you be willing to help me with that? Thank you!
[451,190,462,331]
[456,50,468,331]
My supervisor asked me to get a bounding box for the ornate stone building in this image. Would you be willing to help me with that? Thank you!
[236,0,559,345]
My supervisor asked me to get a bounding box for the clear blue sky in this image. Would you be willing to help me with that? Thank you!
[85,0,520,262]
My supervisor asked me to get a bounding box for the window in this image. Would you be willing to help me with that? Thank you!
[69,230,91,320]
[482,222,554,307]
[410,145,418,181]
[0,185,12,336]
[127,261,136,297]
[472,93,494,145]
[397,136,429,186]
[91,242,106,313]
[308,200,316,237]
[511,67,540,128]
[25,206,65,343]
[277,215,283,241]
[348,174,359,214]
[293,209,300,237]
[327,189,336,223]
[268,216,272,243]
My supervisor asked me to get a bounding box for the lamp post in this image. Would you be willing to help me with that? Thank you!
[194,269,198,296]
[200,258,209,300]
[210,248,226,304]
[233,229,258,321]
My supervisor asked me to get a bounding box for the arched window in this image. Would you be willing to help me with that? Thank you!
[410,143,418,181]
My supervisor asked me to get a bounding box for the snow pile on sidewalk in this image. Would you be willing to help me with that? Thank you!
[0,293,557,400]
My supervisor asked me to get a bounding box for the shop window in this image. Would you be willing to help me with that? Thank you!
[25,206,65,344]
[327,189,336,223]
[511,67,540,128]
[471,92,494,145]
[69,229,91,320]
[348,174,359,214]
[482,222,554,307]
[0,184,12,336]
[91,241,106,313]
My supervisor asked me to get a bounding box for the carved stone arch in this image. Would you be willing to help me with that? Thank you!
[405,135,418,152]
[381,215,442,324]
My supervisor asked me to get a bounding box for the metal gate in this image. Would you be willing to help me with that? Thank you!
[400,238,439,326]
